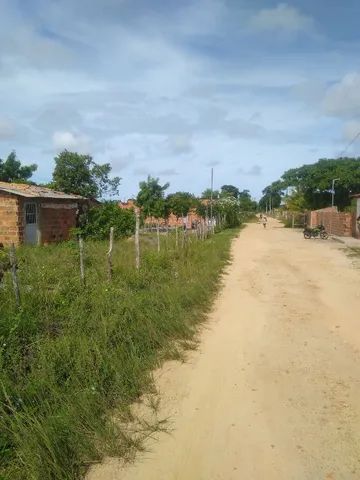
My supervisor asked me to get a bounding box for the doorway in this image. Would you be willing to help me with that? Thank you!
[24,202,39,245]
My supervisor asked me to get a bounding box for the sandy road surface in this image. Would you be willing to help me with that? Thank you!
[88,220,360,480]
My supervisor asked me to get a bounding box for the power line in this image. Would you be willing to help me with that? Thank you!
[338,129,360,158]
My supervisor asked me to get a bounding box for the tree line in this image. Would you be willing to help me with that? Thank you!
[260,157,360,212]
[0,150,121,198]
[0,150,258,239]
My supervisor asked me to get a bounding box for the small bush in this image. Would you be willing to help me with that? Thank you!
[81,202,135,240]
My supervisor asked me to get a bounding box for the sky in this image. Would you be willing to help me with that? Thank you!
[1,0,360,200]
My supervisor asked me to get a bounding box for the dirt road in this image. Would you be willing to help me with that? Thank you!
[88,220,360,480]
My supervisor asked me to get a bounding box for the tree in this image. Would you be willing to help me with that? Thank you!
[238,189,257,211]
[259,180,284,211]
[258,193,282,211]
[136,175,169,219]
[283,189,308,212]
[262,158,360,211]
[0,151,37,182]
[136,176,170,252]
[195,200,208,220]
[201,188,219,199]
[167,192,196,219]
[80,202,135,239]
[279,158,360,210]
[52,150,121,198]
[220,184,239,198]
[214,197,242,228]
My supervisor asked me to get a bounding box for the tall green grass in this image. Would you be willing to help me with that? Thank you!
[0,229,238,479]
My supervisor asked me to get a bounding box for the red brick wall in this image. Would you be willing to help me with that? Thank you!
[0,193,21,245]
[39,201,77,244]
[143,210,204,228]
[310,207,353,237]
[119,200,204,229]
[355,199,360,239]
[0,195,80,245]
[118,199,135,210]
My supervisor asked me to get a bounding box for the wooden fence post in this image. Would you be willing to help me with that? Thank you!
[79,235,85,286]
[135,208,140,270]
[9,243,20,308]
[164,224,169,249]
[107,227,114,281]
[156,222,160,253]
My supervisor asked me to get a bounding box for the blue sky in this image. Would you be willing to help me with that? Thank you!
[1,0,360,199]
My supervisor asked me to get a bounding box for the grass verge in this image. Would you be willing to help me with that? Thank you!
[0,228,238,479]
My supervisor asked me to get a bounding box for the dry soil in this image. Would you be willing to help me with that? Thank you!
[88,219,360,480]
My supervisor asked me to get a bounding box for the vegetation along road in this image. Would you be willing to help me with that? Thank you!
[89,219,360,480]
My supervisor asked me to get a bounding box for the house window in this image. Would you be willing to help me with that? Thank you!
[25,203,37,224]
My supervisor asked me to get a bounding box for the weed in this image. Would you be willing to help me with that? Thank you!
[346,247,360,258]
[0,229,237,479]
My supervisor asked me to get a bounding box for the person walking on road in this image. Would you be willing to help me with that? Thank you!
[262,216,268,228]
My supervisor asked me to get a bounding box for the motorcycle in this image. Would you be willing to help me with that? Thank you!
[303,224,329,240]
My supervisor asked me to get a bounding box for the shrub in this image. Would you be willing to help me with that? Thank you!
[81,202,135,240]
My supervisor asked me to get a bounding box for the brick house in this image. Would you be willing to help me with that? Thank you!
[0,182,88,245]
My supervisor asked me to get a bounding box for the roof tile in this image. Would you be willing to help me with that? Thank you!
[0,182,85,200]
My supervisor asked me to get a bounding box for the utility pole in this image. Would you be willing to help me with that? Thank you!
[331,178,340,208]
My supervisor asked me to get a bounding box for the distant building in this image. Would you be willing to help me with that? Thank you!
[118,199,207,228]
[118,199,136,210]
[0,182,89,245]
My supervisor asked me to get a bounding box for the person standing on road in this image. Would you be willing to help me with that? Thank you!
[262,216,268,228]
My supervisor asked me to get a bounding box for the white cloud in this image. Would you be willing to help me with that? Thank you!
[166,134,193,155]
[342,121,360,142]
[206,160,221,167]
[238,165,263,176]
[248,165,262,176]
[323,73,360,118]
[249,3,314,33]
[157,168,178,176]
[133,166,150,176]
[292,80,327,105]
[0,118,15,139]
[171,0,226,37]
[1,0,358,201]
[52,131,91,153]
[110,153,135,171]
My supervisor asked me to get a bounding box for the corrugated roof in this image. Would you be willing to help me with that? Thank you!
[0,182,86,200]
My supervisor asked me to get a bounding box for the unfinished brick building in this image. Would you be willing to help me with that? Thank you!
[309,206,359,238]
[118,198,207,229]
[0,182,87,246]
